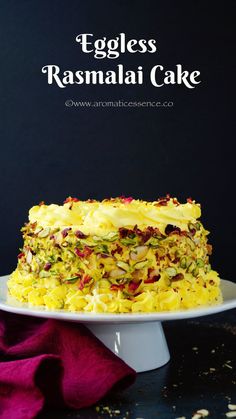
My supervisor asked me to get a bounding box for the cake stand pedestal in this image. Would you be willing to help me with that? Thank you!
[87,321,170,372]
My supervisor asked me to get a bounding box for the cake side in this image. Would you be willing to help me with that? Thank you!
[8,196,221,312]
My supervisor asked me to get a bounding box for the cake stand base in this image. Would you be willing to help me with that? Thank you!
[87,321,170,372]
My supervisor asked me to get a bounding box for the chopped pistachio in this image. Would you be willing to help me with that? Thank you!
[196,258,205,267]
[195,222,201,230]
[116,261,130,271]
[79,239,95,247]
[120,237,137,246]
[64,277,79,283]
[165,267,177,277]
[94,244,109,254]
[158,245,166,254]
[186,258,193,269]
[187,237,195,251]
[61,242,69,247]
[180,257,187,268]
[66,250,76,261]
[103,232,119,241]
[93,232,118,242]
[188,222,196,231]
[39,271,51,278]
[205,264,211,273]
[92,236,103,242]
[134,259,150,270]
[48,255,56,263]
[175,249,182,258]
[192,266,199,277]
[145,237,160,247]
[187,262,196,273]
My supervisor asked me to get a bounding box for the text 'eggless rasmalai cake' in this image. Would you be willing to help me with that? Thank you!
[8,195,221,312]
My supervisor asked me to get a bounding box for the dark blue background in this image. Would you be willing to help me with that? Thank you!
[0,1,235,278]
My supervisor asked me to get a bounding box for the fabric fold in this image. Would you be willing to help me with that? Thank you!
[0,311,136,419]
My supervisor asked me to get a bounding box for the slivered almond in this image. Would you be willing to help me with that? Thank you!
[109,268,126,278]
[26,250,33,264]
[192,409,209,418]
[38,227,50,238]
[228,405,236,411]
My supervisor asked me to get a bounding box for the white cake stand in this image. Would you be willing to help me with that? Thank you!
[1,275,236,372]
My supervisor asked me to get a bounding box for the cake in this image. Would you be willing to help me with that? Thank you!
[8,196,221,312]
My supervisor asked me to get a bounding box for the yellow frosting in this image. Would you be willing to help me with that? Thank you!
[28,198,201,236]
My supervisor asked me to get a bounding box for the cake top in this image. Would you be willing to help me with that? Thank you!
[28,196,201,236]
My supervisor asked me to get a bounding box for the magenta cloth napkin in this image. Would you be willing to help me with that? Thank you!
[0,311,136,419]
